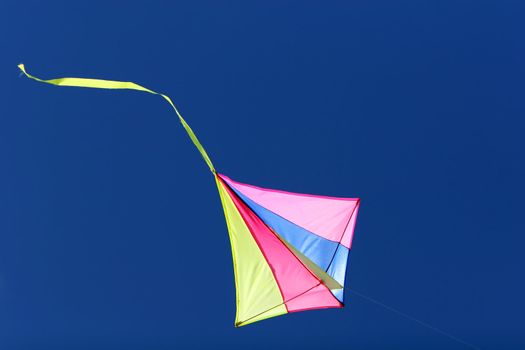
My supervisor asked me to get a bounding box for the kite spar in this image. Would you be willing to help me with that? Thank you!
[18,64,360,327]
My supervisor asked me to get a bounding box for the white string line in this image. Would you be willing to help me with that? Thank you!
[348,288,482,350]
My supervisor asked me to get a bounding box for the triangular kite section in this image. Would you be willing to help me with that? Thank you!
[216,174,359,326]
[216,177,287,326]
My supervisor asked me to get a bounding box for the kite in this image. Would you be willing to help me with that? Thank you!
[18,64,360,327]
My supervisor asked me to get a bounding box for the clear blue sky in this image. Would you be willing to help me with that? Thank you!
[1,1,524,349]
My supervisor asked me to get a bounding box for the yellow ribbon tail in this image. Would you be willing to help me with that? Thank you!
[17,63,216,173]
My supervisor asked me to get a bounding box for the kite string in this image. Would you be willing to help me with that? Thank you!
[17,64,216,173]
[347,288,482,350]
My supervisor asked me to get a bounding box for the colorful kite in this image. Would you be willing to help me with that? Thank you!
[18,64,360,327]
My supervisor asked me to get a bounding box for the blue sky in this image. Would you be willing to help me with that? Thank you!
[1,1,524,349]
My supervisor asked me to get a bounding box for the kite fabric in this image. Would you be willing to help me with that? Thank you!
[18,64,361,327]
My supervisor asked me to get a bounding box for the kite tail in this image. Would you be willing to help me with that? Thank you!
[17,64,216,173]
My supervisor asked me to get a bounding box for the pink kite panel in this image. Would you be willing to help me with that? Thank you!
[220,178,340,308]
[286,284,343,312]
[220,174,359,248]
